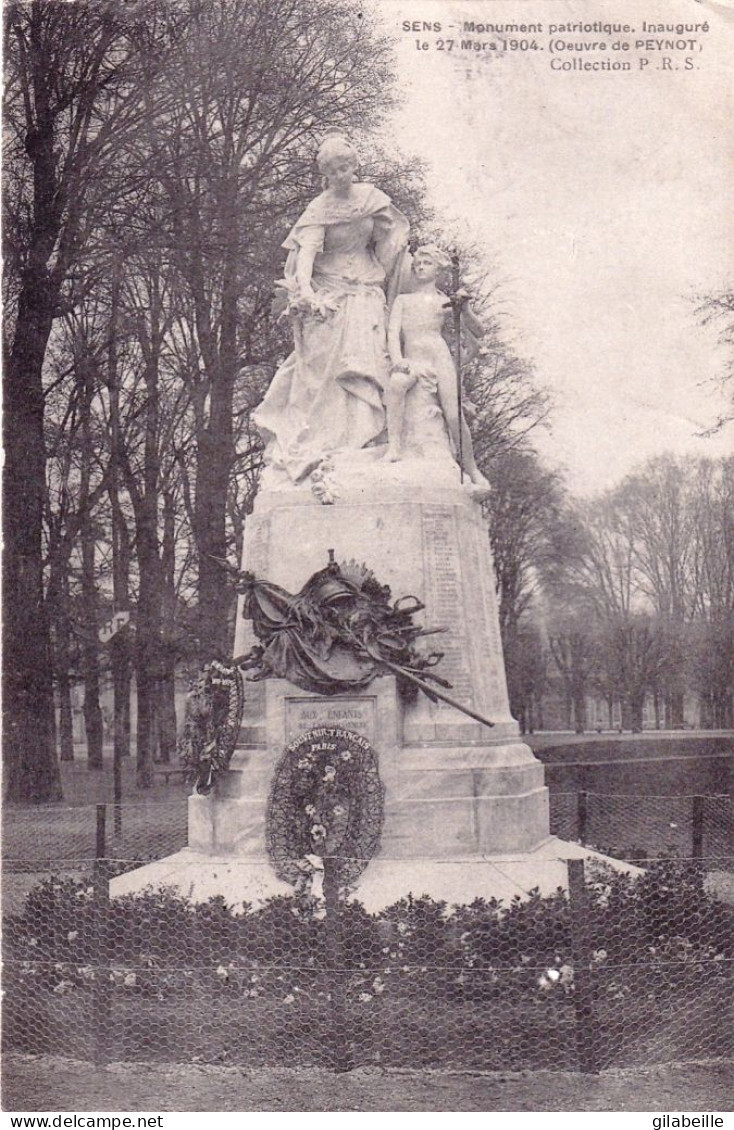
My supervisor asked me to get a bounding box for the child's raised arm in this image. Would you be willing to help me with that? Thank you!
[444,287,485,340]
[462,301,484,340]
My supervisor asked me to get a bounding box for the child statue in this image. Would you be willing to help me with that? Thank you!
[386,244,489,491]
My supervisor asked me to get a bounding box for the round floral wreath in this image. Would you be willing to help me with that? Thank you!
[266,727,384,891]
[178,660,245,793]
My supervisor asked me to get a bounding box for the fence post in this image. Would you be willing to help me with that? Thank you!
[323,857,352,1073]
[692,795,704,860]
[567,858,600,1073]
[93,804,112,1065]
[113,752,123,836]
[577,790,588,845]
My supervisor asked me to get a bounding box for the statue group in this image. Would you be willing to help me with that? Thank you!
[254,131,490,494]
[119,131,601,912]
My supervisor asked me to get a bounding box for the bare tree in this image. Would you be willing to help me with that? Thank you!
[548,618,596,734]
[2,0,181,799]
[139,0,398,658]
[540,455,734,730]
[696,288,734,432]
[116,253,182,786]
[595,614,668,733]
[688,457,734,727]
[487,450,565,639]
[614,456,696,726]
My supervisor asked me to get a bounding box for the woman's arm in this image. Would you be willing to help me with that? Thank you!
[290,223,326,296]
[295,244,319,296]
[372,207,408,275]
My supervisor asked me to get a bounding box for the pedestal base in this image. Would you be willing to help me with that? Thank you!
[110,837,641,913]
[112,478,601,910]
[186,677,551,857]
[113,675,561,907]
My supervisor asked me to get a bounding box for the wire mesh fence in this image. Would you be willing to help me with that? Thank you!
[3,797,189,872]
[548,790,733,867]
[2,792,732,1074]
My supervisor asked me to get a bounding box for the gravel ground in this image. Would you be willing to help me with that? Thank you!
[3,1054,733,1112]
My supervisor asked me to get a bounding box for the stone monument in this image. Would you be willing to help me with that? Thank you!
[113,133,630,911]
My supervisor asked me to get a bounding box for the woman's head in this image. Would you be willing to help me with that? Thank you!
[317,132,359,186]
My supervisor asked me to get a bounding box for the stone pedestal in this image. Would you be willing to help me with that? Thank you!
[234,453,521,750]
[188,674,549,863]
[111,455,637,909]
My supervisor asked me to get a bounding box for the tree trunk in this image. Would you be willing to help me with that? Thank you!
[156,670,177,764]
[3,278,62,802]
[563,691,573,730]
[135,501,163,785]
[79,351,104,771]
[81,520,104,771]
[57,678,75,761]
[157,491,178,763]
[572,688,587,734]
[108,266,132,759]
[135,646,158,786]
[3,6,69,802]
[110,632,132,757]
[712,688,732,730]
[668,688,685,730]
[125,271,165,788]
[193,260,237,660]
[55,570,75,762]
[134,483,163,785]
[653,691,661,730]
[133,378,162,784]
[629,694,644,733]
[697,693,710,730]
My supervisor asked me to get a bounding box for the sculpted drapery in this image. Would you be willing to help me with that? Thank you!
[254,160,410,484]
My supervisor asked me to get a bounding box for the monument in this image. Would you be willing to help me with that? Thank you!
[113,132,628,911]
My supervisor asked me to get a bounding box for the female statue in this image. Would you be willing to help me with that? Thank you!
[254,133,409,485]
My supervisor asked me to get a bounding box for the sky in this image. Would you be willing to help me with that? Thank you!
[374,0,734,494]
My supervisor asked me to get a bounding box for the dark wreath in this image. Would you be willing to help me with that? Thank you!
[178,660,245,794]
[266,727,384,891]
